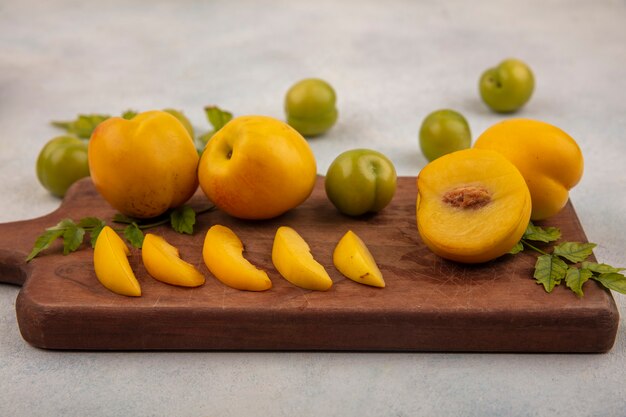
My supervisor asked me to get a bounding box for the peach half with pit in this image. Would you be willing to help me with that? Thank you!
[416,148,531,263]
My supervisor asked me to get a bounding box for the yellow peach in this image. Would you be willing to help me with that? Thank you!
[474,119,583,220]
[197,116,317,220]
[416,149,531,263]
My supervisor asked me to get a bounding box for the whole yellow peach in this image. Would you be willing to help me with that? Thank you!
[474,119,583,220]
[88,111,199,218]
[197,115,317,219]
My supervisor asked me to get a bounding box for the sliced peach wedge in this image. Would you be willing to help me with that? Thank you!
[93,226,141,296]
[333,230,385,288]
[141,234,205,287]
[416,148,531,264]
[202,225,272,291]
[272,226,333,291]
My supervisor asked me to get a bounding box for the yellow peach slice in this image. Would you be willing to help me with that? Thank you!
[333,230,385,288]
[416,148,531,263]
[93,225,141,296]
[141,234,205,287]
[202,225,271,291]
[272,226,333,291]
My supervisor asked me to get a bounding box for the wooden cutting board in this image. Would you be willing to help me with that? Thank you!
[0,177,619,352]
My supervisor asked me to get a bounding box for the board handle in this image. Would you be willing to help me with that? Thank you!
[0,180,96,287]
[0,212,71,287]
[0,219,35,286]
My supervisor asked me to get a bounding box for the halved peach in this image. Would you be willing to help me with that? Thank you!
[416,148,531,263]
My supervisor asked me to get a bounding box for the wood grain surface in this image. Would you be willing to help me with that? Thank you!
[0,177,619,352]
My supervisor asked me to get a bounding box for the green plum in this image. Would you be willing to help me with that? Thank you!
[325,149,397,216]
[419,109,471,162]
[479,58,534,113]
[285,78,338,136]
[36,136,90,197]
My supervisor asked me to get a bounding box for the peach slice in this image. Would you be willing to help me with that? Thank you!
[93,226,141,296]
[141,234,205,287]
[333,230,385,288]
[203,225,271,291]
[272,226,333,291]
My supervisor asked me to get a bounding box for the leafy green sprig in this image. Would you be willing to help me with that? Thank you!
[51,110,138,139]
[510,222,626,297]
[26,205,213,262]
[196,106,233,151]
[51,114,111,139]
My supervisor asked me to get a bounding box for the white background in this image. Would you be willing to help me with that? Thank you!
[1,0,625,415]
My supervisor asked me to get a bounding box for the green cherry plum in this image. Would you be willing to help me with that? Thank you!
[36,136,90,197]
[285,78,338,136]
[419,109,471,162]
[479,58,534,113]
[325,149,397,216]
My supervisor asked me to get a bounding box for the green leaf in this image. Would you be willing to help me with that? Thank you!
[51,114,110,139]
[592,272,626,294]
[124,223,144,248]
[121,109,138,120]
[26,228,65,261]
[204,106,232,132]
[565,267,593,297]
[89,222,106,248]
[553,242,596,263]
[62,224,85,255]
[170,206,196,235]
[77,217,106,229]
[113,213,136,224]
[581,261,625,274]
[534,254,568,292]
[27,218,79,260]
[508,241,524,255]
[77,217,108,248]
[523,222,562,243]
[46,218,77,231]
